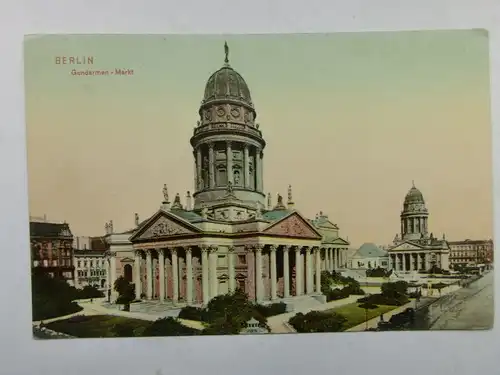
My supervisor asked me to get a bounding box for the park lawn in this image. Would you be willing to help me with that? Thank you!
[326,303,397,330]
[45,315,152,338]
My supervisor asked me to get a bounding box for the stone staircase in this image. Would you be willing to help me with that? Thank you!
[280,295,325,313]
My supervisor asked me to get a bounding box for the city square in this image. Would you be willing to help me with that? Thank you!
[26,33,494,337]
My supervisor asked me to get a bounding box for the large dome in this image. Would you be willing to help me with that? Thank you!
[404,184,425,204]
[202,66,253,107]
[201,43,254,109]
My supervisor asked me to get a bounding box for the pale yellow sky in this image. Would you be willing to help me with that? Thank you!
[24,31,492,247]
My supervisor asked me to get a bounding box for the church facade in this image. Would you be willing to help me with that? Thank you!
[387,183,450,271]
[103,44,350,306]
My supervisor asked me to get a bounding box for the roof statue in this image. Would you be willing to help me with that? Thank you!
[109,220,113,234]
[171,193,183,210]
[163,184,169,203]
[226,181,234,195]
[274,193,287,210]
[134,213,139,226]
[412,179,415,188]
[104,222,109,234]
[255,204,263,219]
[224,41,229,64]
[201,205,208,219]
[267,193,272,210]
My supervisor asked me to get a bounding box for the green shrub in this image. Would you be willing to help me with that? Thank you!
[142,317,199,336]
[288,311,347,333]
[254,302,287,317]
[366,268,392,278]
[178,306,207,322]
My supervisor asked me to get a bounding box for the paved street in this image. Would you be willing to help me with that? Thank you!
[424,270,494,330]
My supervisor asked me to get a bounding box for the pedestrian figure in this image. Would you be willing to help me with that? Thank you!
[379,313,384,322]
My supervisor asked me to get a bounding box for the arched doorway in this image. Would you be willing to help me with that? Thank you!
[124,264,133,282]
[100,279,106,288]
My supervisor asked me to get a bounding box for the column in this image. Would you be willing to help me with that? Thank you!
[330,248,335,270]
[315,247,321,294]
[196,147,202,191]
[226,141,233,185]
[134,251,142,299]
[186,247,193,305]
[209,246,218,299]
[158,249,165,302]
[402,253,406,271]
[306,248,313,294]
[255,147,262,192]
[244,145,250,188]
[320,248,325,271]
[105,258,110,291]
[270,246,277,300]
[283,246,290,298]
[208,142,215,188]
[146,250,153,299]
[255,245,263,302]
[228,247,235,293]
[171,248,179,304]
[325,248,330,271]
[201,246,209,305]
[295,247,302,296]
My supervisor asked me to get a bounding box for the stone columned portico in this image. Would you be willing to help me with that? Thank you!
[102,43,350,307]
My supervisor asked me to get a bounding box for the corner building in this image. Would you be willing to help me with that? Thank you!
[104,46,350,306]
[387,183,450,271]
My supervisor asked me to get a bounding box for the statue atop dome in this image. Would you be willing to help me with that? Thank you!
[224,41,229,64]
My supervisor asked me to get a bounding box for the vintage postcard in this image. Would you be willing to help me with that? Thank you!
[25,31,493,339]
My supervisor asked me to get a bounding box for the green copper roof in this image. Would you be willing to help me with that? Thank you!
[262,209,292,222]
[170,209,206,222]
[354,243,388,258]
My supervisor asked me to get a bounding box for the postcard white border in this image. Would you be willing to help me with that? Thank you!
[0,0,498,374]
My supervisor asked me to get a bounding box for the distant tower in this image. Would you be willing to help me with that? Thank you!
[400,181,429,241]
[190,42,266,210]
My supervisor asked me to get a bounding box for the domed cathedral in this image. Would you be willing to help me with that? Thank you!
[102,43,350,308]
[387,182,450,272]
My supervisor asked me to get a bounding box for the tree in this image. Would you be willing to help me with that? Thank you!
[202,289,268,334]
[142,317,199,336]
[31,268,82,320]
[113,276,135,311]
[381,281,408,298]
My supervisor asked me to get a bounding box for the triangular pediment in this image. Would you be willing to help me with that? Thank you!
[129,210,201,242]
[327,237,350,246]
[120,257,134,263]
[388,241,424,252]
[315,220,339,230]
[262,211,322,239]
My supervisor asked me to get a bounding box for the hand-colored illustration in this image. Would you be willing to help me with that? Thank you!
[25,31,493,339]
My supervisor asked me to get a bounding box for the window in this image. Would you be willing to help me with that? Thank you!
[238,255,246,264]
[77,261,81,268]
